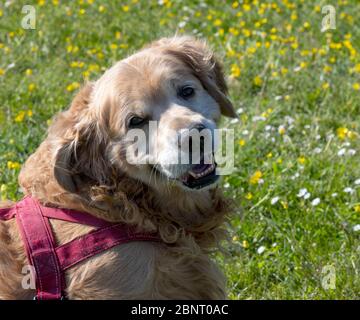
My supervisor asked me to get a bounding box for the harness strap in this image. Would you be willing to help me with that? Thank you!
[16,197,64,300]
[40,205,113,229]
[1,196,162,300]
[56,224,160,271]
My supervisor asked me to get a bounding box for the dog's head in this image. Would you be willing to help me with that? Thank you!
[53,36,236,196]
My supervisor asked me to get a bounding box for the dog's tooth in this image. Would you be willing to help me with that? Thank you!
[189,171,197,178]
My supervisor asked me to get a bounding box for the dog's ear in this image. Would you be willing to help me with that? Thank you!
[157,36,237,118]
[53,84,111,194]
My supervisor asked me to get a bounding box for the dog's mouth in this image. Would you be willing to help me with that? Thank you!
[179,160,218,190]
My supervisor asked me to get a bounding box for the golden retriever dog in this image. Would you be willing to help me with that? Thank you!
[0,36,236,299]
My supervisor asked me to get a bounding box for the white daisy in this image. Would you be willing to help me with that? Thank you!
[257,246,266,254]
[311,198,321,206]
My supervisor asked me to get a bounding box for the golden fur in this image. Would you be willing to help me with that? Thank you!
[0,36,235,299]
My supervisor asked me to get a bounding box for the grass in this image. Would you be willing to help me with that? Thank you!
[0,0,360,299]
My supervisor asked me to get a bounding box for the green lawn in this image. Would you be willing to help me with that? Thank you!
[0,0,359,299]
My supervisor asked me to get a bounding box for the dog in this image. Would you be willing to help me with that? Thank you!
[0,36,236,299]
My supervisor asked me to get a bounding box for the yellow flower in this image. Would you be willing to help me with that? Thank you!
[322,82,330,90]
[230,64,241,78]
[353,83,360,91]
[303,22,310,29]
[281,201,288,209]
[66,82,80,92]
[297,156,306,164]
[122,5,129,12]
[300,62,307,69]
[7,161,21,170]
[278,126,286,135]
[232,235,239,242]
[37,0,45,6]
[99,5,106,12]
[245,192,253,200]
[242,240,249,248]
[281,67,288,75]
[249,170,263,184]
[238,139,246,147]
[70,61,85,68]
[243,4,251,11]
[15,111,26,122]
[115,31,121,40]
[354,205,360,213]
[253,76,263,87]
[28,83,36,92]
[52,0,59,5]
[214,19,222,26]
[290,12,297,20]
[79,8,86,15]
[25,68,33,76]
[27,110,33,117]
[0,68,5,76]
[323,65,332,73]
[110,43,118,50]
[0,10,3,17]
[337,127,348,140]
[266,152,273,158]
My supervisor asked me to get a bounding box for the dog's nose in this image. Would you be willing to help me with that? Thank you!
[178,124,208,163]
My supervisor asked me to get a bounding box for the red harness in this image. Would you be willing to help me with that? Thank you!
[0,196,160,300]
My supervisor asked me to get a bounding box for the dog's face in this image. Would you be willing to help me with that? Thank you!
[54,37,236,194]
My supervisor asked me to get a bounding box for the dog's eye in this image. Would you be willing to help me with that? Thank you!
[179,86,195,99]
[128,116,146,128]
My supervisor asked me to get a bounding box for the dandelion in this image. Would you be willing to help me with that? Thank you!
[15,111,26,122]
[322,82,330,90]
[98,5,106,12]
[278,125,286,135]
[66,82,80,92]
[337,127,348,140]
[28,83,36,92]
[25,69,32,76]
[122,5,130,12]
[297,156,306,164]
[353,83,360,91]
[230,64,241,78]
[249,171,263,184]
[7,161,21,170]
[281,201,288,209]
[242,240,249,249]
[238,139,246,147]
[354,205,360,213]
[311,198,321,206]
[253,76,263,87]
[245,192,253,200]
